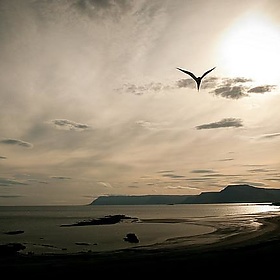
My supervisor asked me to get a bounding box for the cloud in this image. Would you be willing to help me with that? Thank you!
[230,181,266,187]
[135,120,169,130]
[195,118,243,130]
[176,79,196,89]
[118,82,171,95]
[48,119,92,131]
[118,75,276,101]
[97,181,113,188]
[0,138,33,148]
[157,170,175,174]
[210,77,275,99]
[120,77,216,95]
[0,156,7,159]
[135,120,156,129]
[0,178,28,186]
[211,85,248,99]
[177,76,251,98]
[73,0,132,19]
[157,170,186,179]
[211,77,251,99]
[248,168,273,173]
[27,179,48,184]
[248,85,276,93]
[201,173,242,178]
[259,133,280,139]
[176,77,251,99]
[0,195,22,198]
[161,174,186,179]
[225,78,253,83]
[191,169,216,174]
[217,158,234,162]
[177,76,219,90]
[266,178,280,182]
[127,185,139,189]
[51,176,71,180]
[164,185,195,190]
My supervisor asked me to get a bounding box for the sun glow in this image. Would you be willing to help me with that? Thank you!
[217,12,280,84]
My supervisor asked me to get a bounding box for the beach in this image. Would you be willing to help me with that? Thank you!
[1,211,280,276]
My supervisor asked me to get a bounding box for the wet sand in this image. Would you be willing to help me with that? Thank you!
[1,212,280,276]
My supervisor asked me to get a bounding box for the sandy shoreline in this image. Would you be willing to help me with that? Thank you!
[1,212,280,275]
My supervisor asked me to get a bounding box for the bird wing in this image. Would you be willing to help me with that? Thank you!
[176,68,197,80]
[201,67,216,79]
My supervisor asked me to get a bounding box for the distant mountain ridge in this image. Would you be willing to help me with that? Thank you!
[90,184,280,205]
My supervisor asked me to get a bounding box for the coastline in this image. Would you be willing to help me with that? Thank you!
[1,211,280,275]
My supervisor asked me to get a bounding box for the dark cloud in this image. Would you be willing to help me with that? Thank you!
[161,174,186,179]
[157,170,174,174]
[118,82,170,95]
[259,133,280,139]
[49,119,92,131]
[177,76,219,90]
[201,173,241,178]
[196,118,243,130]
[0,178,28,186]
[176,78,195,89]
[51,176,71,180]
[119,77,216,95]
[120,78,275,102]
[0,156,7,159]
[74,0,132,19]
[191,169,216,174]
[27,179,48,184]
[211,77,276,99]
[127,185,139,189]
[248,168,272,173]
[217,158,234,162]
[0,138,33,148]
[119,75,275,100]
[266,178,280,182]
[177,76,251,98]
[223,77,252,84]
[248,85,276,93]
[211,85,248,99]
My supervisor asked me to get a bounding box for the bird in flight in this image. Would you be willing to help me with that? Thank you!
[176,67,216,91]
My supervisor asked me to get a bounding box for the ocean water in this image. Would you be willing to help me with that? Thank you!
[0,203,279,255]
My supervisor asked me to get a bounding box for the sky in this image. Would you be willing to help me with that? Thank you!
[1,0,280,206]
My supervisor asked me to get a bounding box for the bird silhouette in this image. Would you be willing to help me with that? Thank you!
[176,67,216,91]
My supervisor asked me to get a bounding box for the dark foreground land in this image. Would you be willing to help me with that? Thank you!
[1,214,280,277]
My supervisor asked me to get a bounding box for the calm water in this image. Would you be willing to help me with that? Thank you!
[0,203,279,255]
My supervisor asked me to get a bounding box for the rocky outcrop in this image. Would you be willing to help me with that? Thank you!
[124,233,139,243]
[0,243,26,256]
[60,214,139,227]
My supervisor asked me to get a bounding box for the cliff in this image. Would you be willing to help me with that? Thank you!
[90,184,280,205]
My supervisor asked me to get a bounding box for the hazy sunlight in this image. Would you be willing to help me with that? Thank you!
[218,12,280,84]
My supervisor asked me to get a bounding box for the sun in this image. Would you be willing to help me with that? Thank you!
[217,12,280,84]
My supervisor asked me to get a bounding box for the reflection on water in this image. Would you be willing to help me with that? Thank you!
[0,203,279,255]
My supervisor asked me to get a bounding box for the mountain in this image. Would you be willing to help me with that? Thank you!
[90,184,280,205]
[182,184,280,204]
[90,194,191,205]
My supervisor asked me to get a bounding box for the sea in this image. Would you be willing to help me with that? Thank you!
[1,203,280,255]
